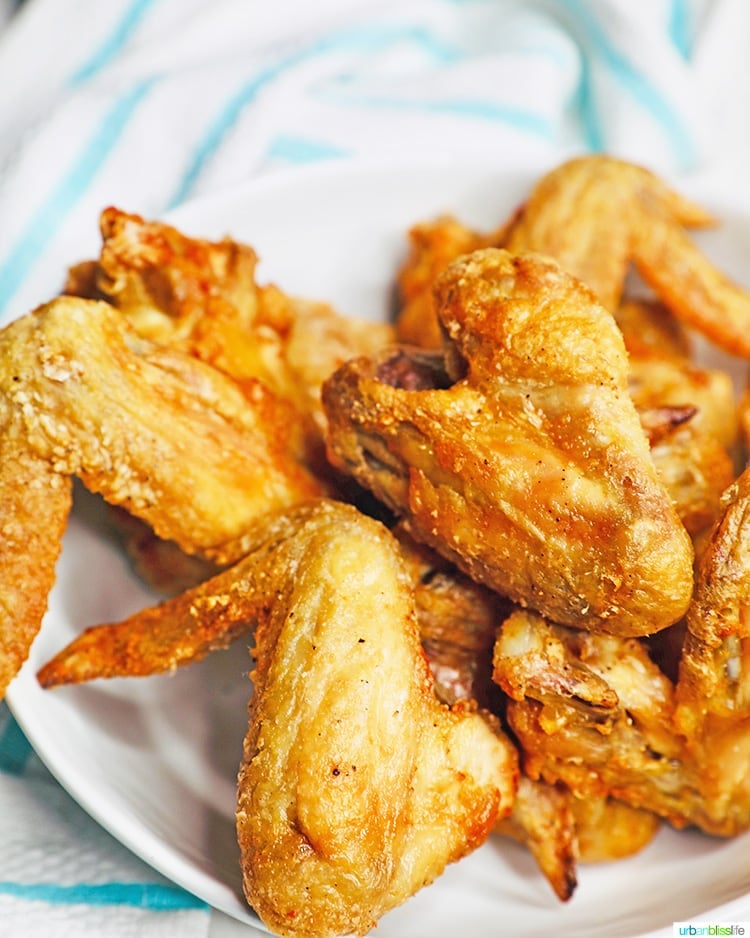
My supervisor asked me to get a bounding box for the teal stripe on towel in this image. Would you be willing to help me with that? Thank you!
[168,22,461,207]
[70,0,158,85]
[0,77,155,316]
[668,0,694,59]
[0,880,208,911]
[558,0,696,166]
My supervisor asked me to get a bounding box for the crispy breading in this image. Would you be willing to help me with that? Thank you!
[0,435,71,698]
[67,207,394,467]
[395,214,511,349]
[494,468,750,837]
[0,297,324,561]
[323,248,694,636]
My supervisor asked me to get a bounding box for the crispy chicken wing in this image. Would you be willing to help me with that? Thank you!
[323,248,694,636]
[236,500,517,937]
[494,468,750,836]
[0,436,71,698]
[493,608,695,828]
[66,207,394,464]
[0,296,325,698]
[39,500,518,937]
[506,155,750,357]
[0,297,323,559]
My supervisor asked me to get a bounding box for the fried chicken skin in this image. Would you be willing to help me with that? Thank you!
[39,500,519,937]
[66,207,394,468]
[0,296,326,697]
[494,468,750,836]
[323,248,694,637]
[395,214,512,350]
[506,155,750,358]
[0,437,71,699]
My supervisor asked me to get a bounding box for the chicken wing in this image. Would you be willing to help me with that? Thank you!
[492,608,696,829]
[323,248,694,637]
[0,296,326,698]
[0,435,71,699]
[0,297,324,558]
[494,466,750,837]
[38,499,518,936]
[235,500,517,937]
[66,206,394,467]
[506,154,750,357]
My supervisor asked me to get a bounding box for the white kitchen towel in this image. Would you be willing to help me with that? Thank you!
[0,0,742,330]
[0,1,748,936]
[0,705,210,937]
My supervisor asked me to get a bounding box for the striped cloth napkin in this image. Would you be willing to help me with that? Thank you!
[0,1,748,936]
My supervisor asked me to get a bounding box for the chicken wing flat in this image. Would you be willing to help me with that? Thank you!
[234,499,517,937]
[67,207,394,462]
[323,248,694,637]
[506,155,750,358]
[0,435,71,699]
[37,498,519,936]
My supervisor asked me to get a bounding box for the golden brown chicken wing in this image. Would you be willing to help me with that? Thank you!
[0,297,324,559]
[492,608,695,829]
[236,500,517,937]
[494,464,750,837]
[39,499,519,937]
[0,296,326,699]
[323,248,694,637]
[505,154,750,357]
[66,206,394,469]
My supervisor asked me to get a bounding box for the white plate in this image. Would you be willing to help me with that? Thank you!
[7,160,750,938]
